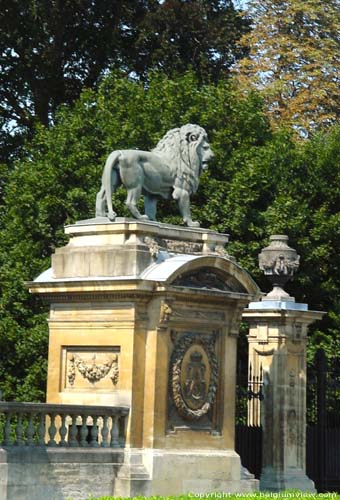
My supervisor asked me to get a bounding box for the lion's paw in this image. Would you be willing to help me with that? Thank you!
[108,210,117,221]
[187,220,200,228]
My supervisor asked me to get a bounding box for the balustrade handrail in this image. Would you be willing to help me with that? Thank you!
[0,401,130,448]
[0,401,129,415]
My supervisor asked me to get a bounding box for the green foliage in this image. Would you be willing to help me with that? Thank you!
[0,0,248,163]
[0,71,340,400]
[0,71,270,400]
[236,0,340,134]
[261,125,340,333]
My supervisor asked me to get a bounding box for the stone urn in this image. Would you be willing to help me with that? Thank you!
[258,235,300,301]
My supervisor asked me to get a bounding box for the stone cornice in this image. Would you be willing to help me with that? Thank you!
[243,307,324,325]
[29,283,254,307]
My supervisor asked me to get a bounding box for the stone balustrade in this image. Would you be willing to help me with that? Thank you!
[0,401,129,448]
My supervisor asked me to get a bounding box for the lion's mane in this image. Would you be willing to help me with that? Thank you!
[152,124,206,194]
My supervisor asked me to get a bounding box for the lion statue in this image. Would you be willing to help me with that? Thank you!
[95,123,214,227]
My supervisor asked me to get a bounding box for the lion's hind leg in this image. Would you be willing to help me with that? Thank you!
[95,187,108,218]
[126,187,149,221]
[105,168,120,221]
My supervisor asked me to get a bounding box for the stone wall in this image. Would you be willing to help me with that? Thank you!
[0,448,123,500]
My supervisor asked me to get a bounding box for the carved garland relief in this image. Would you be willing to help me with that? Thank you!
[170,333,218,421]
[143,236,233,259]
[67,353,119,387]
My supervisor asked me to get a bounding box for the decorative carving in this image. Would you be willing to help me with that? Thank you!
[183,351,207,408]
[160,302,173,324]
[254,347,275,356]
[259,235,300,276]
[214,245,231,259]
[144,236,162,259]
[288,408,297,442]
[165,240,203,254]
[173,268,231,291]
[170,332,218,421]
[68,358,76,386]
[288,370,297,448]
[258,235,300,300]
[143,237,234,259]
[68,353,119,386]
[293,322,302,342]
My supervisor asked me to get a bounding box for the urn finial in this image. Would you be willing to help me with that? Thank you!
[258,235,300,302]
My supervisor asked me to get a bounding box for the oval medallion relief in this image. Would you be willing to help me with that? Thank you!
[170,334,218,421]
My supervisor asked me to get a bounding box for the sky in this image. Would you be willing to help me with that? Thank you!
[236,0,249,7]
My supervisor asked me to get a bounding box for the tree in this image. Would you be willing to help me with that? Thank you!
[0,0,249,162]
[0,1,141,133]
[261,124,340,339]
[235,0,340,134]
[129,0,250,82]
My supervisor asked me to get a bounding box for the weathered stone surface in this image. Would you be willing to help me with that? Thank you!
[243,304,324,492]
[51,218,230,279]
[0,448,123,500]
[52,243,152,279]
[114,449,259,497]
[12,220,262,497]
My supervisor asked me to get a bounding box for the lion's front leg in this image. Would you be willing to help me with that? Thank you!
[144,194,158,221]
[174,188,200,228]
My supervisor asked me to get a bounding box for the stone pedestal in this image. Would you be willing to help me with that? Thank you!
[243,301,324,492]
[28,218,261,496]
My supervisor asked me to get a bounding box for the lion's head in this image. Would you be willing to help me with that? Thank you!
[152,123,214,194]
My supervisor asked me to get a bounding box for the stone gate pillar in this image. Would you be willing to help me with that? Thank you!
[242,235,324,492]
[29,218,261,496]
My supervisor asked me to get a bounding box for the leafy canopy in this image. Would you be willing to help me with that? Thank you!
[1,71,340,400]
[235,0,340,134]
[0,0,249,162]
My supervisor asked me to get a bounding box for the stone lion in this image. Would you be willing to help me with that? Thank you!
[95,123,214,227]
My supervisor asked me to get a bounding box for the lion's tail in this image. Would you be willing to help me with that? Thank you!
[98,150,122,220]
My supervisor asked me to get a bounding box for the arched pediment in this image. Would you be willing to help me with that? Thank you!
[141,255,260,296]
[172,266,245,293]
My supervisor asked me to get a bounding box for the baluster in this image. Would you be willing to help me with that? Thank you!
[80,414,88,447]
[38,412,46,445]
[101,415,109,448]
[16,411,24,446]
[69,414,78,447]
[3,412,12,445]
[26,412,35,445]
[59,413,67,446]
[90,415,99,447]
[110,415,119,448]
[119,415,127,447]
[48,413,57,446]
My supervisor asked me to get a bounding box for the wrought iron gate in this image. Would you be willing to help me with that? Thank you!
[235,359,262,479]
[306,348,340,493]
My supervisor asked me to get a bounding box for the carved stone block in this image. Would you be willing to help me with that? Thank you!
[168,331,219,430]
[62,347,120,391]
